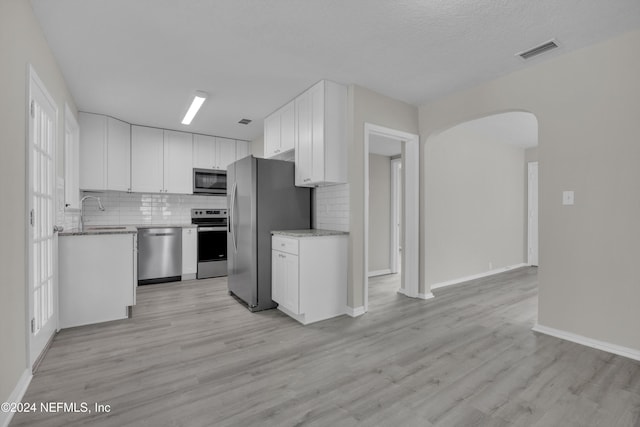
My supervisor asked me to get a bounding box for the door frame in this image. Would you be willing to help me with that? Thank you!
[26,64,59,370]
[390,157,402,274]
[527,161,539,266]
[364,123,421,312]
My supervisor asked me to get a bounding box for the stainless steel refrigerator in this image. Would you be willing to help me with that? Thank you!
[227,156,311,311]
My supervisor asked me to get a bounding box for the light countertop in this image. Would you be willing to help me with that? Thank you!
[271,229,349,238]
[60,223,196,236]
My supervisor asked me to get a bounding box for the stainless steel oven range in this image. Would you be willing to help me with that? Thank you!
[191,208,228,279]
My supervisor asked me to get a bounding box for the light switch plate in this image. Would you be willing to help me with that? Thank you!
[562,191,574,205]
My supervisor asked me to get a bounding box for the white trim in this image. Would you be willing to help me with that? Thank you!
[532,323,640,362]
[527,162,539,266]
[368,269,392,277]
[417,292,435,300]
[430,263,528,290]
[364,123,420,311]
[0,369,33,427]
[345,306,366,317]
[390,157,401,274]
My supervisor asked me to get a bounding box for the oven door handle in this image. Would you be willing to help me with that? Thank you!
[230,181,238,253]
[197,227,227,232]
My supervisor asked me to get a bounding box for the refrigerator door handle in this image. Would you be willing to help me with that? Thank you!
[230,181,238,253]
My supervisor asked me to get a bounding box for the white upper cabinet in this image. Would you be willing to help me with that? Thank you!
[193,135,238,170]
[106,117,131,192]
[216,137,236,170]
[79,112,107,190]
[295,80,347,187]
[131,125,164,193]
[264,100,295,158]
[235,140,250,161]
[79,112,131,191]
[164,130,193,194]
[64,105,80,210]
[193,134,216,169]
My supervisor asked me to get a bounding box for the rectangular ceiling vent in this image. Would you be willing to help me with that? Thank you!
[517,39,559,60]
[238,118,252,125]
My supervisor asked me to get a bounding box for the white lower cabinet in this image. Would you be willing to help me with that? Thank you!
[182,227,197,279]
[271,234,347,325]
[59,233,137,329]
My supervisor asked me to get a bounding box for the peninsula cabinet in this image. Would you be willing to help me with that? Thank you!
[79,112,131,192]
[264,100,295,159]
[271,232,347,325]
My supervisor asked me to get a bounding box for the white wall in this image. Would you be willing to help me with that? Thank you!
[348,85,419,309]
[0,0,77,406]
[368,154,391,273]
[426,126,525,285]
[420,29,640,352]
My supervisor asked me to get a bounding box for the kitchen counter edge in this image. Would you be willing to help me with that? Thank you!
[271,229,349,238]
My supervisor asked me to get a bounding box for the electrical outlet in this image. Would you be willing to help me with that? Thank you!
[562,191,575,205]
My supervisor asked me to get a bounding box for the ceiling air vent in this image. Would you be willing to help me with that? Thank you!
[517,39,559,60]
[238,118,252,125]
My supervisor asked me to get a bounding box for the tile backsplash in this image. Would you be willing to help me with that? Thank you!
[314,184,349,232]
[80,191,226,226]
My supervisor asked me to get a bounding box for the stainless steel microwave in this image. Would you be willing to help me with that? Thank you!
[193,168,227,195]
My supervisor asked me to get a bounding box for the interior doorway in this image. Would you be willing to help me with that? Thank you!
[27,65,59,369]
[364,123,421,313]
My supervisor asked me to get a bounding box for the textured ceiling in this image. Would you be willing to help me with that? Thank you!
[31,0,640,141]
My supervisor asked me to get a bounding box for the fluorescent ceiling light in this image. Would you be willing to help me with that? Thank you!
[182,91,207,125]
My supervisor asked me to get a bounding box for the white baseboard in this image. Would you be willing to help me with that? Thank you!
[417,292,435,300]
[367,269,392,277]
[1,369,32,427]
[430,263,528,290]
[532,323,640,362]
[345,306,366,317]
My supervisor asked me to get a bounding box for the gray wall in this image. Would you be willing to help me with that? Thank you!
[420,29,640,352]
[0,0,77,403]
[251,134,264,158]
[368,154,391,273]
[348,85,419,309]
[426,126,526,284]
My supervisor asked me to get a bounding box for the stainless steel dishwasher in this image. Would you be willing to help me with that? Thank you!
[138,227,182,285]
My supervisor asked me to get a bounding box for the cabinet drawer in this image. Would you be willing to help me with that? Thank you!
[272,236,299,255]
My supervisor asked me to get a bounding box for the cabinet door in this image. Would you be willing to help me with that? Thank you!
[272,250,285,304]
[282,252,300,314]
[182,228,197,275]
[164,130,193,194]
[264,112,280,158]
[131,126,164,193]
[107,117,131,192]
[193,134,216,169]
[79,112,107,190]
[310,83,325,183]
[295,92,313,186]
[64,107,80,209]
[272,250,299,313]
[216,137,236,170]
[235,140,250,161]
[280,101,296,152]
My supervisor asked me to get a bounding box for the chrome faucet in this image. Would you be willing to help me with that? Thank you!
[80,195,105,231]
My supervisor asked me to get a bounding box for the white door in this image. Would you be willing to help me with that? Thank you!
[390,158,402,274]
[28,67,59,366]
[528,162,539,266]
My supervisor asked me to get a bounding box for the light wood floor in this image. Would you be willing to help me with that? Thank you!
[12,267,640,426]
